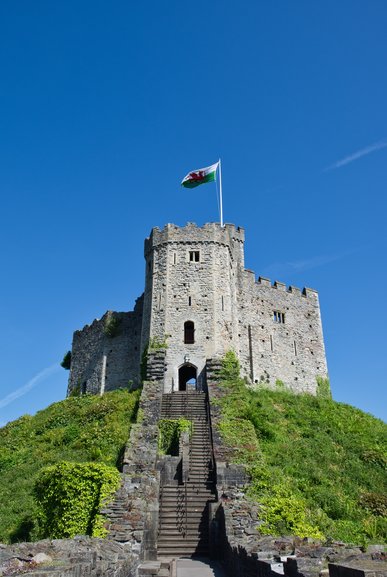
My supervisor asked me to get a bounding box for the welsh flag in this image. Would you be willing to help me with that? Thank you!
[181,161,219,188]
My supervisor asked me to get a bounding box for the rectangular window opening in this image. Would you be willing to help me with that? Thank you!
[221,296,224,311]
[273,311,285,324]
[294,340,297,356]
[189,250,200,262]
[270,334,274,352]
[188,296,192,306]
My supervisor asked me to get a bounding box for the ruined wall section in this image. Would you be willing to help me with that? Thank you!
[142,223,245,392]
[237,273,328,394]
[68,298,143,396]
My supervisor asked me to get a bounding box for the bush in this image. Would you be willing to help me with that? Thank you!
[220,350,241,382]
[103,313,121,338]
[34,462,120,538]
[316,376,332,399]
[258,484,324,539]
[61,351,71,370]
[158,419,191,455]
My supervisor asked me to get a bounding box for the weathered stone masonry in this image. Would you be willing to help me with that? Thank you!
[67,222,328,396]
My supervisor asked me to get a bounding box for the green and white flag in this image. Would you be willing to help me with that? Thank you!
[181,161,219,188]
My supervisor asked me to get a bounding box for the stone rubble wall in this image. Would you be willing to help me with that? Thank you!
[68,297,143,395]
[0,537,138,577]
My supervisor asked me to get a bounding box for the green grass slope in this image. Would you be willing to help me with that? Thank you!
[217,357,387,545]
[0,389,140,544]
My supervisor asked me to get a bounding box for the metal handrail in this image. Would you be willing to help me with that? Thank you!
[205,395,216,482]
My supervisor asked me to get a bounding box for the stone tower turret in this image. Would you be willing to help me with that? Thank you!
[141,222,245,391]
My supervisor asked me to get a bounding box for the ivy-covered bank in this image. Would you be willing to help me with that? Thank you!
[0,389,140,544]
[217,352,387,545]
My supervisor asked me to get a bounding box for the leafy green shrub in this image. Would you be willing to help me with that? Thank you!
[140,336,169,380]
[61,351,71,370]
[149,336,168,350]
[218,418,261,465]
[258,484,324,539]
[69,383,81,397]
[316,376,332,399]
[34,462,120,538]
[220,350,241,382]
[158,418,191,455]
[360,492,387,517]
[103,313,122,338]
[0,389,140,543]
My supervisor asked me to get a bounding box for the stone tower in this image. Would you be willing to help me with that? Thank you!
[140,222,245,392]
[67,222,328,396]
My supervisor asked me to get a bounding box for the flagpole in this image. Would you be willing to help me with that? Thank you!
[218,158,223,227]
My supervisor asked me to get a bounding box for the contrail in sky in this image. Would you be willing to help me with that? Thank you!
[262,249,355,279]
[325,139,387,171]
[0,364,60,409]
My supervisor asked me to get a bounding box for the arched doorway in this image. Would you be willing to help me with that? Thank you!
[178,363,197,391]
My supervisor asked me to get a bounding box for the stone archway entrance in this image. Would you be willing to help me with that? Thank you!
[178,363,197,391]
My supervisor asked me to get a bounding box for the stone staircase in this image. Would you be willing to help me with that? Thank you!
[157,391,217,557]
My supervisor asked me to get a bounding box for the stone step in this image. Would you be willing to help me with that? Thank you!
[157,547,209,557]
[159,513,204,521]
[160,521,209,529]
[158,543,208,552]
[161,490,214,498]
[159,499,210,506]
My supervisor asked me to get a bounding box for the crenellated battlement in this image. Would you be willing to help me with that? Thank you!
[255,276,318,299]
[144,222,245,256]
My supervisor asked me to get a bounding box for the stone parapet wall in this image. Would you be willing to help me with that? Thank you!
[144,222,245,260]
[206,358,247,485]
[104,350,166,560]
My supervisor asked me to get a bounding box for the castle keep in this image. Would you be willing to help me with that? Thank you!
[67,222,328,396]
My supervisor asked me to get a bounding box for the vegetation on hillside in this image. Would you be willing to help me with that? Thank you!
[0,389,140,543]
[217,352,387,545]
[34,462,120,539]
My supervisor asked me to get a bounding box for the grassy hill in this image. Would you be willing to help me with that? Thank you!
[0,389,140,544]
[217,357,387,545]
[0,371,386,547]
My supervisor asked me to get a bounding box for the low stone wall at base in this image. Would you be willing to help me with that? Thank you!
[211,500,386,577]
[0,536,137,577]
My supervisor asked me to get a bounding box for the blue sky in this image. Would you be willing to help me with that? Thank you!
[0,0,386,425]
